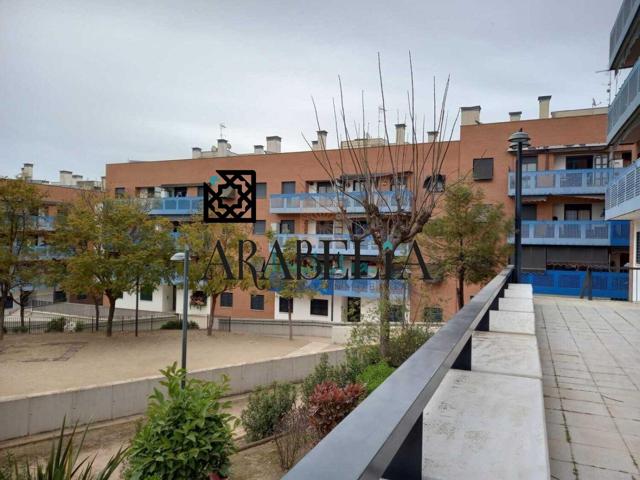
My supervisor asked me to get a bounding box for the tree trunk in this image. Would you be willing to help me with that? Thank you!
[19,298,25,328]
[208,294,218,336]
[288,299,293,341]
[377,256,391,360]
[93,297,100,332]
[0,286,7,340]
[456,270,465,311]
[106,294,116,337]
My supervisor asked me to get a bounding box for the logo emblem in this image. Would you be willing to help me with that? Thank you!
[203,170,256,223]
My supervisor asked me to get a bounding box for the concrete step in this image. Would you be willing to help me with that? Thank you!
[422,369,549,480]
[472,331,542,380]
[507,283,533,294]
[499,297,534,313]
[504,288,533,299]
[489,310,535,335]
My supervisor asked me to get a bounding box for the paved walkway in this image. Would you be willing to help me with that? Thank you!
[536,295,640,479]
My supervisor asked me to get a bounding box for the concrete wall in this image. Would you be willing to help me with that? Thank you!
[0,349,345,442]
[118,285,174,312]
[215,317,334,338]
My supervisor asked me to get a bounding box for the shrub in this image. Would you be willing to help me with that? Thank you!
[74,322,85,332]
[274,406,314,471]
[125,363,237,480]
[301,354,354,401]
[45,317,66,332]
[387,324,431,367]
[11,325,28,334]
[308,381,365,438]
[356,361,395,394]
[241,382,297,442]
[160,319,199,330]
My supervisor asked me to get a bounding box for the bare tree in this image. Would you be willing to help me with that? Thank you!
[307,53,457,358]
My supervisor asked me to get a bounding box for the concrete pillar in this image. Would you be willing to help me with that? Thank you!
[254,145,264,154]
[217,139,229,157]
[59,170,72,185]
[21,163,33,180]
[538,96,551,119]
[461,106,481,126]
[395,123,406,144]
[509,111,522,121]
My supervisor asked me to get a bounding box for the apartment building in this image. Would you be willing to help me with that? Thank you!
[604,0,640,302]
[106,96,632,322]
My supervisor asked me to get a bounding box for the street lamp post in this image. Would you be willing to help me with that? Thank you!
[508,130,531,283]
[171,247,190,388]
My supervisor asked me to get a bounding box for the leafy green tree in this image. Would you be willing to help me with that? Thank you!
[50,192,174,336]
[176,220,259,336]
[421,181,512,310]
[0,179,43,340]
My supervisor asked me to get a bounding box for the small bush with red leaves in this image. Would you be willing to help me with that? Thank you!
[307,381,366,438]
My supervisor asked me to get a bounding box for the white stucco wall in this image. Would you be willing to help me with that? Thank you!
[118,285,174,312]
[273,293,344,322]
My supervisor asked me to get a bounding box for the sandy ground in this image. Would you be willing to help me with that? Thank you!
[0,330,332,397]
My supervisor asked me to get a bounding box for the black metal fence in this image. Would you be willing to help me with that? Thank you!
[282,266,514,480]
[2,311,180,334]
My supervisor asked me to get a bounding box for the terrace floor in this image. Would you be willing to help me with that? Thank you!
[537,295,640,479]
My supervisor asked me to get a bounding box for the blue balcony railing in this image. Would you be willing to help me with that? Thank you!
[509,220,630,246]
[606,159,640,220]
[608,58,640,144]
[332,279,406,300]
[508,169,622,196]
[269,190,411,214]
[145,196,203,215]
[273,234,409,256]
[522,270,628,300]
[609,0,640,69]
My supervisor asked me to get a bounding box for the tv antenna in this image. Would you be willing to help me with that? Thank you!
[219,123,227,139]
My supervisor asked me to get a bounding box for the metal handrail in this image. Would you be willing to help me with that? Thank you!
[283,266,514,480]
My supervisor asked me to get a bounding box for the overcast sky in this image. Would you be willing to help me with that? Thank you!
[0,0,620,181]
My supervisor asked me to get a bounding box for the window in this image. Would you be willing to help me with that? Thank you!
[310,298,329,316]
[197,185,204,197]
[280,220,295,234]
[316,181,333,193]
[140,286,153,301]
[173,187,188,197]
[594,154,609,169]
[220,292,233,307]
[316,221,333,234]
[253,220,266,235]
[256,183,267,199]
[279,297,292,313]
[422,306,443,323]
[282,181,296,194]
[352,179,366,192]
[115,187,125,198]
[391,176,407,191]
[522,204,537,221]
[77,293,88,300]
[564,204,592,221]
[522,156,538,172]
[473,158,494,180]
[352,220,368,236]
[637,232,640,263]
[566,155,593,170]
[389,304,404,322]
[250,294,264,310]
[423,175,446,192]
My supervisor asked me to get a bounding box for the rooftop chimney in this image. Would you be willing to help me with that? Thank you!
[59,170,72,185]
[461,106,481,126]
[254,144,264,155]
[72,174,83,186]
[21,163,33,180]
[192,147,202,159]
[538,96,551,119]
[509,111,522,122]
[427,130,438,142]
[395,123,406,145]
[317,130,327,150]
[217,139,229,157]
[266,136,281,153]
[312,140,319,150]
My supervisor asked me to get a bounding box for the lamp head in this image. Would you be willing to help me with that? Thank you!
[171,252,186,262]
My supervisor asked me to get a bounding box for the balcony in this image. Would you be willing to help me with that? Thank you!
[332,279,406,300]
[522,269,628,300]
[507,168,621,196]
[608,58,640,145]
[144,196,203,216]
[269,190,411,214]
[609,0,640,69]
[273,234,410,256]
[606,159,640,220]
[510,220,630,246]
